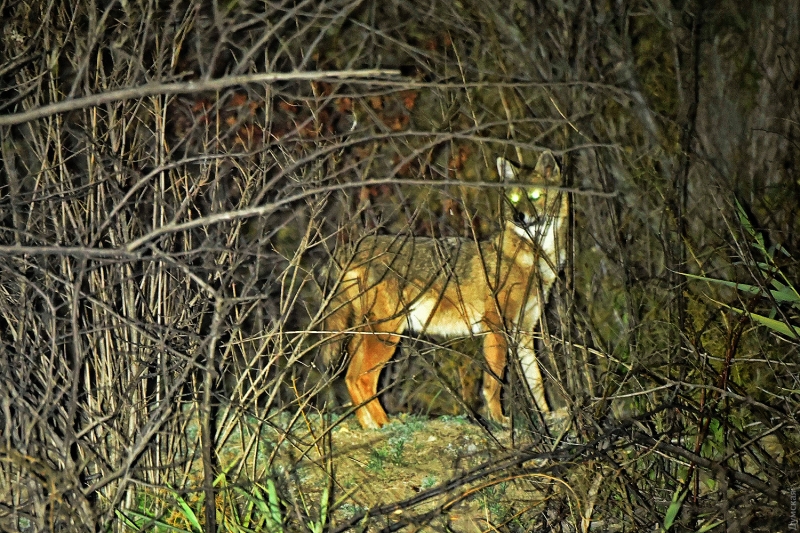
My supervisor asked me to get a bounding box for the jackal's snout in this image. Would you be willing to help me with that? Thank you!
[512,207,541,227]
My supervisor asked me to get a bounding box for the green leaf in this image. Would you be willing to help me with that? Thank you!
[710,298,800,338]
[120,509,195,533]
[742,310,800,337]
[772,281,800,308]
[232,486,259,528]
[311,487,330,533]
[696,519,724,532]
[681,273,796,303]
[266,479,284,532]
[736,199,768,258]
[663,487,687,530]
[114,509,143,532]
[174,493,203,533]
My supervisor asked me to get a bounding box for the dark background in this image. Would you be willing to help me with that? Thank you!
[1,0,797,531]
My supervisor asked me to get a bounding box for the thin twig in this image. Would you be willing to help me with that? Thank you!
[0,69,402,126]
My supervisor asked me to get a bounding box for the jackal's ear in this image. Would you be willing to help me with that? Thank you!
[535,151,560,180]
[496,157,518,181]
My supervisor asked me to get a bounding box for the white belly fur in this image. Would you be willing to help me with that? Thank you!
[407,295,478,337]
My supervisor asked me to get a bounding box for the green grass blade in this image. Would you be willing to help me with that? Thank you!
[696,519,724,532]
[174,493,203,533]
[663,487,687,530]
[121,509,194,533]
[682,273,798,304]
[709,297,800,338]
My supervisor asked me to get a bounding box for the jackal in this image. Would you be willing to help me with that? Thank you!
[322,151,568,429]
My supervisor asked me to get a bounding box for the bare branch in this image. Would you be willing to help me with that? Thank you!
[0,69,402,126]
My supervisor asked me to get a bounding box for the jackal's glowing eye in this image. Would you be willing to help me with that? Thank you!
[528,189,542,201]
[508,191,521,204]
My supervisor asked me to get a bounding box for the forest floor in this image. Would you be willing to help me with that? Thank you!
[178,409,567,532]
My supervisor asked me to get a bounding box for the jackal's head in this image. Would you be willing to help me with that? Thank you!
[496,151,565,238]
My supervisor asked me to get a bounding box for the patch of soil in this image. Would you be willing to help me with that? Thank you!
[267,414,553,531]
[181,406,565,531]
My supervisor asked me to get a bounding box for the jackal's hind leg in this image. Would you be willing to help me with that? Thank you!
[345,332,398,429]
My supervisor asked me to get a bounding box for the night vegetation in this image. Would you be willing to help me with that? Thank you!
[1,0,798,531]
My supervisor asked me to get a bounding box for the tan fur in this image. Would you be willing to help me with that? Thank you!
[322,151,568,428]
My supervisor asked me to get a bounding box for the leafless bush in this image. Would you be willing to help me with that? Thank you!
[1,0,798,531]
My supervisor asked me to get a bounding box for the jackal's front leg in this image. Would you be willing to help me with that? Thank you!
[517,335,550,413]
[481,332,510,426]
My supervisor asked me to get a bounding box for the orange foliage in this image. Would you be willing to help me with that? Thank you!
[369,95,383,110]
[401,90,418,110]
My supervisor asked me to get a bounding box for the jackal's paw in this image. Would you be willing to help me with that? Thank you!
[545,407,569,421]
[488,414,511,428]
[356,411,388,430]
[544,407,571,433]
